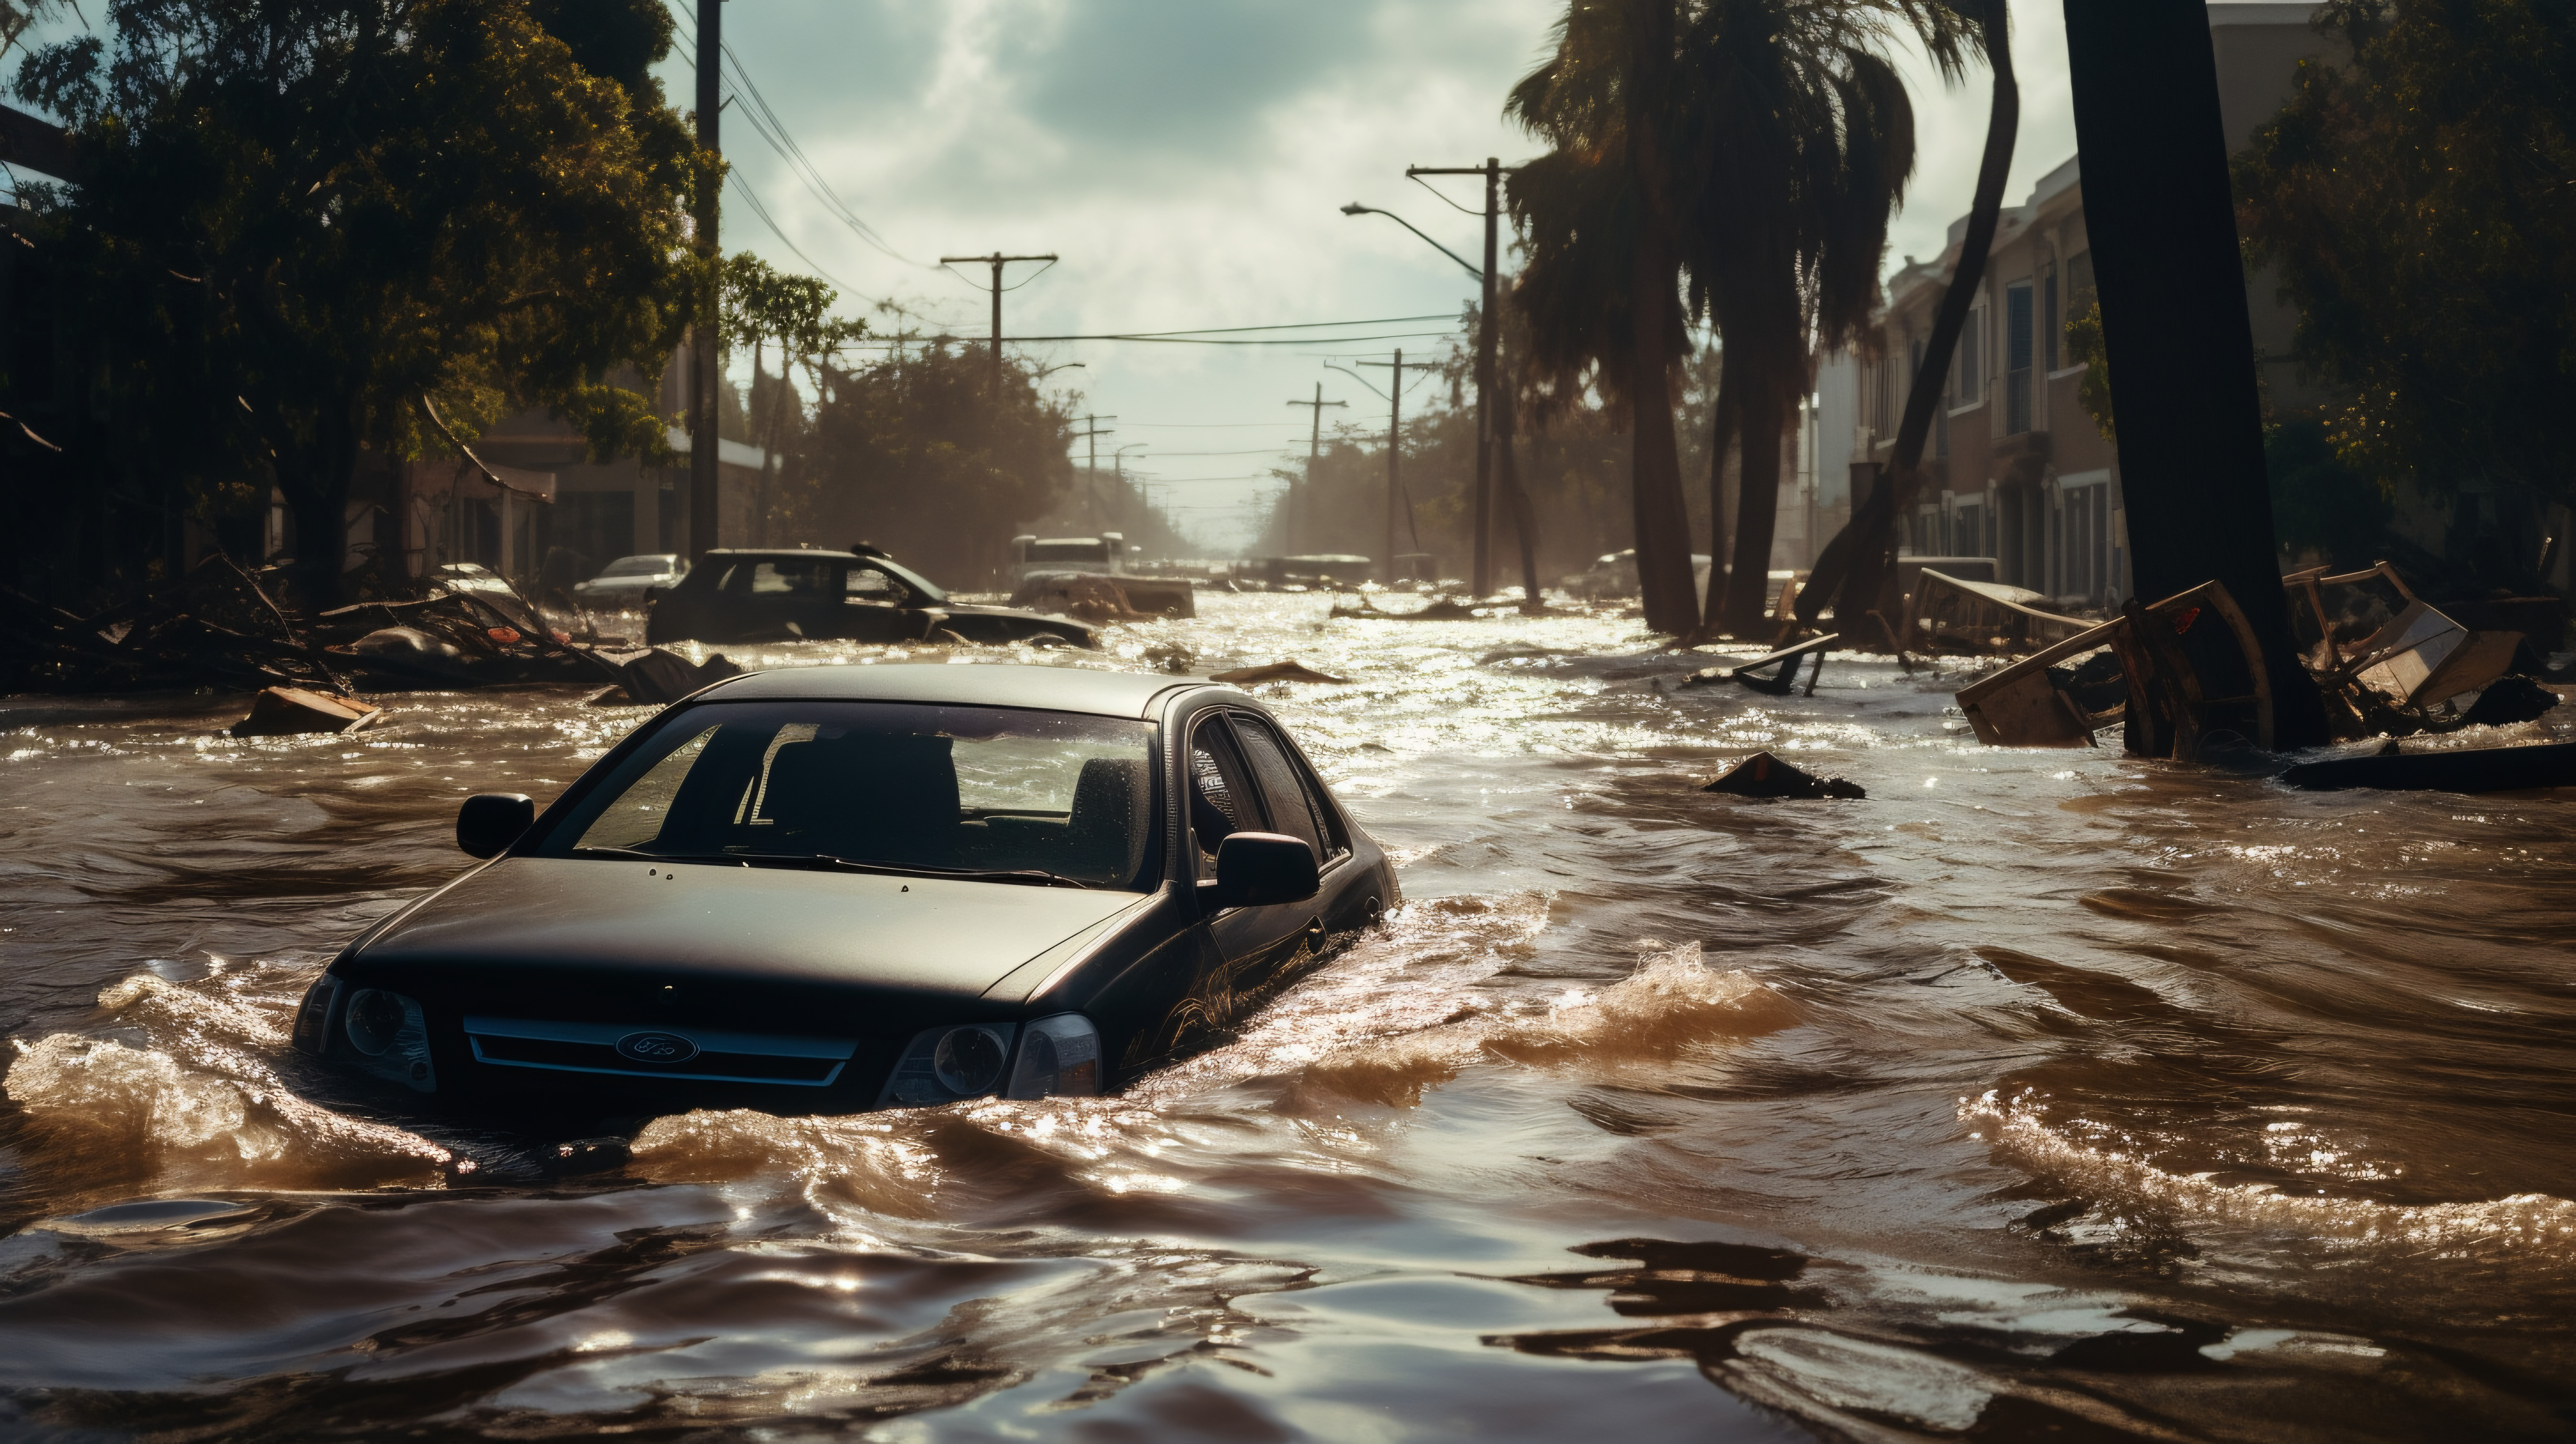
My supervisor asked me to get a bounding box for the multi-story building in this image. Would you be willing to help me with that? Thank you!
[1806,1,2348,609]
[1824,154,2120,607]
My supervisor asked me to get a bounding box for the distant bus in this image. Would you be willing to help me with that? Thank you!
[1010,533,1126,581]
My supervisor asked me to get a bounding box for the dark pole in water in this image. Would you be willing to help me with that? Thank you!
[1385,349,1403,585]
[2060,0,2327,745]
[688,0,721,564]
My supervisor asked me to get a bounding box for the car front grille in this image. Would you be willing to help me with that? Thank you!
[463,1015,859,1087]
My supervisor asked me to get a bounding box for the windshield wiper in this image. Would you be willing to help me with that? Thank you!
[808,855,1096,889]
[569,845,1092,888]
[569,846,751,865]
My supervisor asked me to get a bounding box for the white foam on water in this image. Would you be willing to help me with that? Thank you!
[1963,1089,2576,1257]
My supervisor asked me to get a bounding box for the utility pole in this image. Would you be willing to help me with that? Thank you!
[1353,350,1405,583]
[1285,384,1347,555]
[687,0,723,561]
[939,251,1059,399]
[1406,160,1503,596]
[1070,413,1116,523]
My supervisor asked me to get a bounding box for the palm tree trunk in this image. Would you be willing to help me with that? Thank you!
[1494,359,1545,611]
[1629,222,1699,633]
[1722,385,1784,632]
[1698,349,1739,634]
[1798,1,2018,633]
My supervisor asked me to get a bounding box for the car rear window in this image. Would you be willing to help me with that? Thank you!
[537,701,1159,890]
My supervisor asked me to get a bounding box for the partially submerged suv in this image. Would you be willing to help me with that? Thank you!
[644,549,1098,647]
[292,664,1396,1114]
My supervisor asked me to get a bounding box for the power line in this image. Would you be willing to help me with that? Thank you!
[1005,330,1455,346]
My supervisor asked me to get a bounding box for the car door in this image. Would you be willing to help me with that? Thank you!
[840,563,920,642]
[1226,710,1361,936]
[1185,710,1320,1028]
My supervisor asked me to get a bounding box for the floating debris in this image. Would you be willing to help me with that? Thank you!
[229,687,383,737]
[2280,739,2576,794]
[1702,750,1866,800]
[1211,660,1350,686]
[1684,634,1840,696]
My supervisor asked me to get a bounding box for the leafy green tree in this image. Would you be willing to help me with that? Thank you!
[805,338,1075,584]
[2235,0,2576,517]
[723,251,865,544]
[14,0,704,606]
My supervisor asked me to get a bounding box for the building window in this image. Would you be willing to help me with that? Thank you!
[2042,259,2060,372]
[2005,280,2034,435]
[1955,304,1984,407]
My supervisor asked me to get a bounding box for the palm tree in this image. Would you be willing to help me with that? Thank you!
[1794,0,2016,636]
[1506,0,1702,635]
[1677,0,1968,634]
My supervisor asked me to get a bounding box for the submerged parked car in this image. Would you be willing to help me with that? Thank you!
[644,548,1098,648]
[571,554,688,607]
[291,664,1397,1115]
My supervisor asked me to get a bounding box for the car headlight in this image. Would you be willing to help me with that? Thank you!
[339,987,438,1092]
[882,1016,1104,1106]
[884,1023,1016,1106]
[1006,1015,1101,1100]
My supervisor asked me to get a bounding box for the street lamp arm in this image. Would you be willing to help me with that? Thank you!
[1340,204,1483,281]
[1322,362,1387,401]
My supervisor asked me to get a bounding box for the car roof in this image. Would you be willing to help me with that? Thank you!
[697,663,1225,719]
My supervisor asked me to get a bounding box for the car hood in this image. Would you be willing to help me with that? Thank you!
[351,857,1150,1007]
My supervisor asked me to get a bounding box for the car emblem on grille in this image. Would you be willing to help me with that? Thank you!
[614,1031,699,1064]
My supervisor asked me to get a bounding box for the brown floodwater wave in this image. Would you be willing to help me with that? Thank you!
[4,594,2575,1441]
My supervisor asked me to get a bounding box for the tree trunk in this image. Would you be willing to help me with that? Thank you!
[1629,225,1698,633]
[2061,0,2327,744]
[1623,0,1697,635]
[1698,349,1739,634]
[276,404,360,612]
[1722,387,1783,632]
[1798,1,2019,632]
[1493,361,1545,611]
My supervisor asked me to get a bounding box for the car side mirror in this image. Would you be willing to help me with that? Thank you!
[1204,831,1320,910]
[457,793,535,859]
[641,585,663,606]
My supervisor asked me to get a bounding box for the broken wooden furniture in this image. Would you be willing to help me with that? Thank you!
[2282,562,2525,737]
[1953,580,2272,760]
[1954,618,2128,747]
[1683,634,1841,696]
[229,687,383,737]
[1906,569,2097,657]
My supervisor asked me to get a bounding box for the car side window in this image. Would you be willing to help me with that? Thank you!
[1187,716,1262,879]
[1228,714,1345,862]
[742,560,833,596]
[845,566,904,605]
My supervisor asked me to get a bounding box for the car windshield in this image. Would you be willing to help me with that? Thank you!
[538,700,1158,890]
[600,556,671,577]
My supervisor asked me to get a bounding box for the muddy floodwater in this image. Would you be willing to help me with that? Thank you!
[4,592,2575,1442]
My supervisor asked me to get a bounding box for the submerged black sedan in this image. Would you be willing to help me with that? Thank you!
[643,548,1098,648]
[292,665,1395,1114]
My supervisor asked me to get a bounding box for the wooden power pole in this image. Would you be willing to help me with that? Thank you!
[1407,160,1504,596]
[940,252,1058,399]
[688,0,722,562]
[1285,384,1347,554]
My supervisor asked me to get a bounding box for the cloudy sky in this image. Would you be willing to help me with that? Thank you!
[672,0,2085,547]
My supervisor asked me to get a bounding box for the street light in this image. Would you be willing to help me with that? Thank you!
[1343,192,1502,596]
[1340,204,1483,281]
